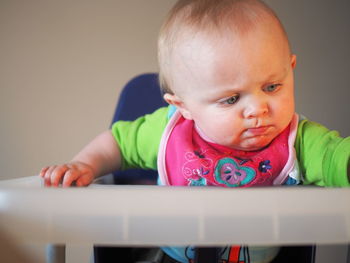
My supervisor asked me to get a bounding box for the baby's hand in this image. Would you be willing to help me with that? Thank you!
[39,162,95,187]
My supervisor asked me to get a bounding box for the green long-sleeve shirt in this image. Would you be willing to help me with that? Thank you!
[112,106,350,187]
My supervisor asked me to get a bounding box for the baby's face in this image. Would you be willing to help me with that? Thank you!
[166,23,296,151]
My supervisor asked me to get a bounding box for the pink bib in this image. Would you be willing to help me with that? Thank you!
[158,112,299,187]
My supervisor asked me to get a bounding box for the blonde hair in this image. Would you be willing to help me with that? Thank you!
[158,0,289,93]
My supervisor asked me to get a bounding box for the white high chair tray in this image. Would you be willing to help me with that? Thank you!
[0,176,349,246]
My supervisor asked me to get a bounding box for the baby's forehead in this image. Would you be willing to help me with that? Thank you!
[169,19,291,90]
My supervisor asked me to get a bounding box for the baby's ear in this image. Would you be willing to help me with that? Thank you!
[163,93,193,120]
[291,54,297,69]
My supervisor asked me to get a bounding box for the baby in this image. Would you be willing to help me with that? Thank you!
[40,0,350,262]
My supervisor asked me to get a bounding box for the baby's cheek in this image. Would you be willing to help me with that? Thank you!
[281,91,295,109]
[278,97,293,111]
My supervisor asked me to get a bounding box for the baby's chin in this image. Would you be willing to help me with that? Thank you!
[233,136,274,151]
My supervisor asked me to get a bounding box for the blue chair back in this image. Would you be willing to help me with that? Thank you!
[111,73,168,184]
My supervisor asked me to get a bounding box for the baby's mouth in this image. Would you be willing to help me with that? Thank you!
[245,126,272,136]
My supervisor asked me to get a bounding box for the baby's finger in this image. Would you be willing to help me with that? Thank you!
[43,165,57,187]
[51,165,69,187]
[39,167,49,178]
[76,174,93,187]
[62,169,80,187]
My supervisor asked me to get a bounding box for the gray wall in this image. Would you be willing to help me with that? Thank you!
[269,0,350,135]
[1,0,349,180]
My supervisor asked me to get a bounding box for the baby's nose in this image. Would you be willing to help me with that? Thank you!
[243,97,268,118]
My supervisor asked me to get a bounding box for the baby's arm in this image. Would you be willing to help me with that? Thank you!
[295,119,350,186]
[39,130,121,187]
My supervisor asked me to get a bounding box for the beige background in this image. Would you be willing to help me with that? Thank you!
[1,0,349,181]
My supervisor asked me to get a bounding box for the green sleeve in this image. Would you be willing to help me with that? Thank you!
[111,106,169,170]
[295,119,350,187]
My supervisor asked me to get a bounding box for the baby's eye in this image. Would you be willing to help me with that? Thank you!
[224,95,240,105]
[263,84,281,93]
